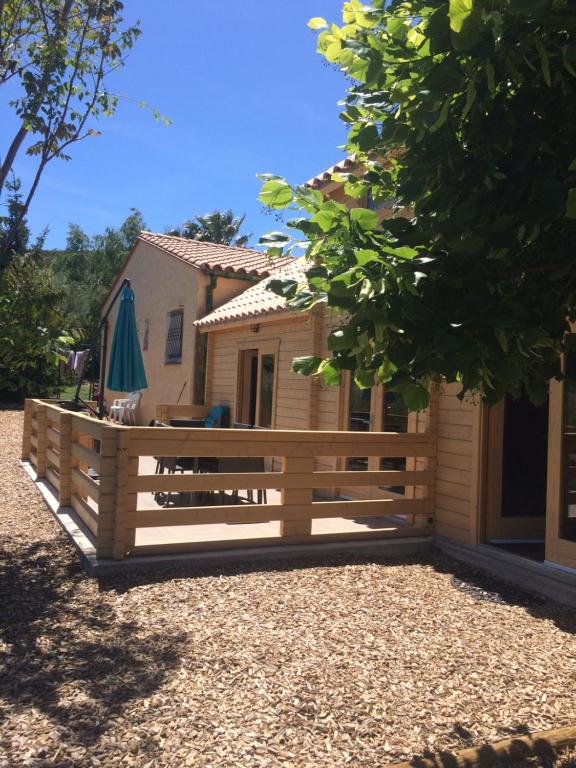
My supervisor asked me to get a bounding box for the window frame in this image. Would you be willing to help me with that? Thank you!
[164,309,184,365]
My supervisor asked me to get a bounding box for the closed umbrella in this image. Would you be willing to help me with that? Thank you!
[106,283,148,392]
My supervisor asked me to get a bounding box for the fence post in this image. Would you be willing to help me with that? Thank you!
[112,429,138,559]
[35,404,48,478]
[58,412,73,506]
[156,404,168,424]
[21,399,34,461]
[96,424,119,559]
[280,456,314,538]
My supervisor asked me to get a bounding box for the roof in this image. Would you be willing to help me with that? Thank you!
[195,258,307,329]
[305,156,359,189]
[138,231,293,277]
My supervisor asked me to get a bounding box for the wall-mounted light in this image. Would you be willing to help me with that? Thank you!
[250,324,260,334]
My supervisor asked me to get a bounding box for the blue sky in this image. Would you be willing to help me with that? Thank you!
[1,1,348,249]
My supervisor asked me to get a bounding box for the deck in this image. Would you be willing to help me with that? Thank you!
[21,399,436,566]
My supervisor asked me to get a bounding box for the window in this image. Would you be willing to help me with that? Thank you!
[346,383,371,471]
[258,354,275,428]
[563,335,576,541]
[380,390,408,494]
[165,310,183,364]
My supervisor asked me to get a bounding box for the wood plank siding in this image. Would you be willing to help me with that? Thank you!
[206,315,314,431]
[434,382,479,544]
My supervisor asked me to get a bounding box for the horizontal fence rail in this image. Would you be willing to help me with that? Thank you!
[22,399,438,560]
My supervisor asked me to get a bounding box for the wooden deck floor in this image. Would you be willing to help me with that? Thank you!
[133,456,407,547]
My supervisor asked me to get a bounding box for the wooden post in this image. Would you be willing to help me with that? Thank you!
[112,429,138,559]
[21,399,34,460]
[156,404,168,424]
[96,424,119,559]
[415,390,438,527]
[280,456,314,538]
[58,413,73,506]
[35,404,48,478]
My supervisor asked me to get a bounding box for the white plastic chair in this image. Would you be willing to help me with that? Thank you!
[110,391,141,424]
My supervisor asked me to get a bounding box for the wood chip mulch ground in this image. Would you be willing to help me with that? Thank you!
[1,408,576,768]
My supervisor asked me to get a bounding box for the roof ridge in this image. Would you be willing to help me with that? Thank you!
[139,230,262,255]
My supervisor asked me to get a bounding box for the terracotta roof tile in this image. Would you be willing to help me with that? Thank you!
[139,231,293,277]
[304,156,359,189]
[196,258,307,329]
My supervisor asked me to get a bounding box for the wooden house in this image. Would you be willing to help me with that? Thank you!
[100,231,292,424]
[54,158,574,601]
[191,160,576,601]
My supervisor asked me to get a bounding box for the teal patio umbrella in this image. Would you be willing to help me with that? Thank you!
[106,283,148,393]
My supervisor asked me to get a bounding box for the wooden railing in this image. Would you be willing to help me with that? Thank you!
[154,403,209,424]
[22,399,437,561]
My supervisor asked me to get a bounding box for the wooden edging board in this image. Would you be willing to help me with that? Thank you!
[384,724,576,768]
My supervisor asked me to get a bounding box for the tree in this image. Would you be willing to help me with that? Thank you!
[0,0,143,266]
[49,209,146,344]
[0,176,30,264]
[0,181,73,399]
[258,0,576,409]
[169,210,251,247]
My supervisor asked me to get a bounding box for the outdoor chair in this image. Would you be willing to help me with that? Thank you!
[216,457,268,505]
[110,390,141,424]
[204,404,230,428]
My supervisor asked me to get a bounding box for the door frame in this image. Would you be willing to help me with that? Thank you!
[235,340,280,428]
[483,399,547,542]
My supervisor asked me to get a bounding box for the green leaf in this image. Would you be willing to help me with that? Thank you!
[292,355,323,375]
[566,189,576,219]
[318,360,341,386]
[258,231,291,247]
[448,0,473,33]
[535,38,552,87]
[354,368,375,388]
[485,61,495,93]
[327,326,358,351]
[354,249,380,266]
[350,208,378,230]
[399,382,430,411]
[258,179,293,209]
[267,278,298,298]
[308,17,328,30]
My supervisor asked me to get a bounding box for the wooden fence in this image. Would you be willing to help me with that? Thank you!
[154,403,209,424]
[22,399,437,561]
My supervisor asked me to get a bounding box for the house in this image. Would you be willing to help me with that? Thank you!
[65,159,576,600]
[191,160,576,600]
[100,231,293,424]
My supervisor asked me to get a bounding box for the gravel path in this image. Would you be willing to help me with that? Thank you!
[1,408,576,768]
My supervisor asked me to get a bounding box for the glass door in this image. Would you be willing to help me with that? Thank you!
[236,347,277,428]
[485,395,548,541]
[340,379,410,499]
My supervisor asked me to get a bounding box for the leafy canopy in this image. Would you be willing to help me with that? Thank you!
[168,210,251,247]
[0,181,74,399]
[259,0,576,409]
[49,209,146,345]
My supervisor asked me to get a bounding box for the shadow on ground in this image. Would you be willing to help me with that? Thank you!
[414,732,576,768]
[0,536,185,758]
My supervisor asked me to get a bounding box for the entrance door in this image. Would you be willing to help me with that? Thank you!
[485,394,548,541]
[236,346,277,428]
